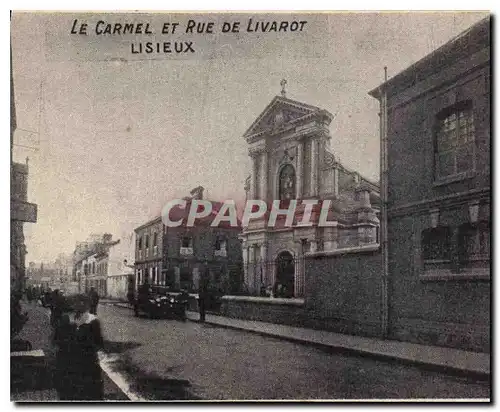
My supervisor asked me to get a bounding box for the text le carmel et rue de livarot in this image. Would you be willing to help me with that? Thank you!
[70,19,308,54]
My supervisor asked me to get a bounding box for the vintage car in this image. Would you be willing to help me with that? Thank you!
[133,285,188,319]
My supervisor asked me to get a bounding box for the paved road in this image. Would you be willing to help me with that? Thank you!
[98,303,490,401]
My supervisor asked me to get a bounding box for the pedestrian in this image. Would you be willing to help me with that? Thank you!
[52,294,104,401]
[198,270,209,322]
[26,286,32,303]
[88,287,99,315]
[50,289,64,328]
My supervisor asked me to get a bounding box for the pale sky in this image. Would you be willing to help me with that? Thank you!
[11,11,488,262]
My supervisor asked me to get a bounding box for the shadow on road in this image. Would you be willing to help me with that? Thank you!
[103,340,142,353]
[114,356,201,401]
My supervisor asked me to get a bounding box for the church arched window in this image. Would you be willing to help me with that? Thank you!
[279,164,296,200]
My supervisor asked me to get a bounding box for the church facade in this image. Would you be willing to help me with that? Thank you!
[240,90,381,297]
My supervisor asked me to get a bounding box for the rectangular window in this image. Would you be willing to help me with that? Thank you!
[153,232,158,255]
[181,237,192,248]
[422,227,451,262]
[435,101,475,180]
[215,236,227,257]
[459,222,490,264]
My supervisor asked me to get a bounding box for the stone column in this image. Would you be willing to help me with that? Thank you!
[260,151,268,202]
[295,244,305,298]
[310,138,318,196]
[297,141,304,199]
[248,244,255,294]
[260,242,268,286]
[309,239,318,253]
[323,226,338,251]
[251,153,258,201]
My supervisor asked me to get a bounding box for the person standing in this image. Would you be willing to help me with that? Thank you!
[53,294,104,401]
[198,268,209,322]
[50,289,64,328]
[88,287,99,315]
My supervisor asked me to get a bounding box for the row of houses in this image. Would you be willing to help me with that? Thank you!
[70,233,135,300]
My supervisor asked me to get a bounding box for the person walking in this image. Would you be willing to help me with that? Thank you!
[52,294,104,401]
[88,287,99,315]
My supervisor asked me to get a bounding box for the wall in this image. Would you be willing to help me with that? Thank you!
[388,213,490,352]
[304,250,383,337]
[107,275,130,301]
[220,297,307,326]
[220,249,383,338]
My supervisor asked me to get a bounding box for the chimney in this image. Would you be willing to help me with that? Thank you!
[190,186,204,200]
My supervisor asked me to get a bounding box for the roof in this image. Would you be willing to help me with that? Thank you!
[134,216,162,232]
[369,16,490,99]
[167,199,242,229]
[243,95,333,139]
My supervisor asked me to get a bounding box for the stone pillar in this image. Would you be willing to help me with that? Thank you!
[297,141,304,199]
[248,244,255,294]
[295,245,304,298]
[309,239,318,253]
[310,138,318,196]
[260,151,268,202]
[174,267,180,289]
[251,153,258,201]
[260,242,268,286]
[323,226,338,251]
[333,167,339,196]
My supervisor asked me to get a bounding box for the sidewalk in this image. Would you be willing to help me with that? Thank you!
[12,301,129,402]
[184,311,490,379]
[105,299,490,379]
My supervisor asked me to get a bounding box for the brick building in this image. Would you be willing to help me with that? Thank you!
[163,190,243,294]
[369,17,491,352]
[134,187,243,294]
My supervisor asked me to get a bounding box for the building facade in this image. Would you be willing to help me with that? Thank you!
[369,17,490,352]
[73,233,116,297]
[134,188,243,293]
[240,92,380,297]
[106,234,135,301]
[134,217,164,288]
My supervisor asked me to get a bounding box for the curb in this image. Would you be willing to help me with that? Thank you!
[186,315,490,382]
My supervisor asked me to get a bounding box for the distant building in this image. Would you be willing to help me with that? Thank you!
[134,217,164,288]
[10,52,37,291]
[369,17,491,352]
[73,233,117,296]
[106,234,135,301]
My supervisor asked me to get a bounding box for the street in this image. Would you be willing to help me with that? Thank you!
[98,304,490,401]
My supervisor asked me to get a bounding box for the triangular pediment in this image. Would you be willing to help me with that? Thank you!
[244,96,324,139]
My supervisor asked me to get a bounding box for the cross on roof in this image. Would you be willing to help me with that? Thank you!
[280,79,287,97]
